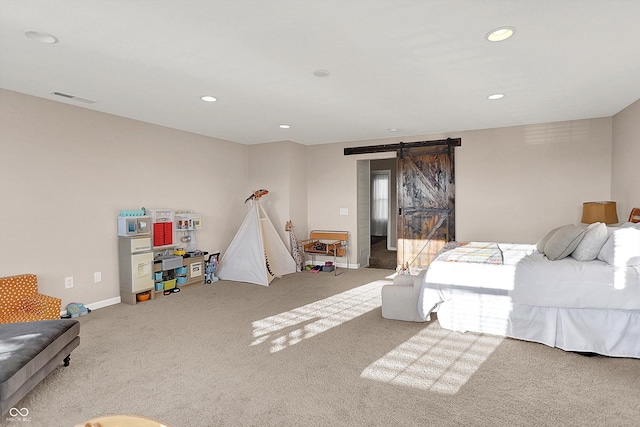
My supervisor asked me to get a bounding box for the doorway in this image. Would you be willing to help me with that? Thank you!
[350,138,459,272]
[371,170,390,240]
[369,159,397,269]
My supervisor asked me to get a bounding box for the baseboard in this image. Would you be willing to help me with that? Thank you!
[59,296,121,316]
[87,297,121,311]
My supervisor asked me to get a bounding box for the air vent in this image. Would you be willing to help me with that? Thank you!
[51,91,96,104]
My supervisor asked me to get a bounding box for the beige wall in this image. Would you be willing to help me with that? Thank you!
[2,88,637,308]
[612,98,640,220]
[0,89,248,308]
[288,141,309,241]
[248,140,308,248]
[455,119,613,242]
[308,117,614,265]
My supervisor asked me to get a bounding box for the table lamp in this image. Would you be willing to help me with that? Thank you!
[581,201,618,224]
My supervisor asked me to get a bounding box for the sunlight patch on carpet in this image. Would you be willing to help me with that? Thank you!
[251,280,389,353]
[360,326,503,394]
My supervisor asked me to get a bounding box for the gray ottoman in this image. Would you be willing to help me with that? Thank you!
[0,319,80,415]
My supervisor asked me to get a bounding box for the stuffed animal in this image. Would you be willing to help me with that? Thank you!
[244,189,269,203]
[286,220,305,272]
[396,261,411,275]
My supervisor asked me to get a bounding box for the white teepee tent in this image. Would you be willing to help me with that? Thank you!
[217,200,297,286]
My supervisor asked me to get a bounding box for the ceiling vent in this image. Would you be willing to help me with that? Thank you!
[51,91,96,104]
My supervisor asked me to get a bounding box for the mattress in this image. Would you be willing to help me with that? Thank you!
[418,243,640,318]
[416,243,640,358]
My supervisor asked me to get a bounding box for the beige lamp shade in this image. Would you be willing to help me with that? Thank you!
[581,201,618,224]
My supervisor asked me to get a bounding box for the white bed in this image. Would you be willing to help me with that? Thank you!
[418,242,640,358]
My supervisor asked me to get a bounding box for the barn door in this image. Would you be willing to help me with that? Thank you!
[397,145,455,272]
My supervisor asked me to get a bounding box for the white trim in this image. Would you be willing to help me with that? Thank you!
[88,296,121,311]
[60,296,121,316]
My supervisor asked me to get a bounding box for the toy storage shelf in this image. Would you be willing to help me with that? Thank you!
[152,254,205,299]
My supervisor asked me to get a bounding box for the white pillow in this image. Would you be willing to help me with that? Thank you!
[571,222,608,261]
[543,225,586,261]
[597,228,640,266]
[606,226,619,236]
[618,222,640,230]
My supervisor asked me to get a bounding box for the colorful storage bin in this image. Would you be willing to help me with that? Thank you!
[163,278,177,290]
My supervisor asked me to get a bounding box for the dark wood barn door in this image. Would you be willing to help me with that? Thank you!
[397,145,455,272]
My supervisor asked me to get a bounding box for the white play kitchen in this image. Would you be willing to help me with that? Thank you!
[117,208,207,304]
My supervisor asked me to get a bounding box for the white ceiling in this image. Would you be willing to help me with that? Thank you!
[1,0,639,146]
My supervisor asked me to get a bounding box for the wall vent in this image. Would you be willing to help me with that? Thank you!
[51,91,96,104]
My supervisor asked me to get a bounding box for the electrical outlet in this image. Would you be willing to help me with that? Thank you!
[64,276,74,289]
[94,272,102,283]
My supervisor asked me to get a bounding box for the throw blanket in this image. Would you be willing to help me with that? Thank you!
[437,242,504,265]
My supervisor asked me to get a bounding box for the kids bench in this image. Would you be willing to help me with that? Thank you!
[1,319,80,416]
[301,230,349,275]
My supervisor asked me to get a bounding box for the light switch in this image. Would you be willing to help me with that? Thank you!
[340,208,349,216]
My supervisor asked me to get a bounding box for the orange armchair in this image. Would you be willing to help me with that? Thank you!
[0,274,61,324]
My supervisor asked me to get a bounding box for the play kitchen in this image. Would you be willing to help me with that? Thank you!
[117,208,207,304]
[153,248,208,296]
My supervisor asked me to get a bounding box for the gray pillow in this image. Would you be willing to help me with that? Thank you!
[571,222,608,261]
[536,226,561,253]
[544,225,586,261]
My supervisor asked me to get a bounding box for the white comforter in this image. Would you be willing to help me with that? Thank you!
[418,243,640,319]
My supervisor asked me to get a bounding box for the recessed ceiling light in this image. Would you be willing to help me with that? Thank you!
[313,70,330,77]
[388,128,399,133]
[279,124,291,129]
[487,93,505,100]
[25,30,58,44]
[485,27,515,42]
[201,96,217,102]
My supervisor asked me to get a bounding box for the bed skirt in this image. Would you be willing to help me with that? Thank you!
[431,295,640,358]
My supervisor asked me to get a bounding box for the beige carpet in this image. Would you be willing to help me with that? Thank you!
[368,237,397,270]
[4,268,639,427]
